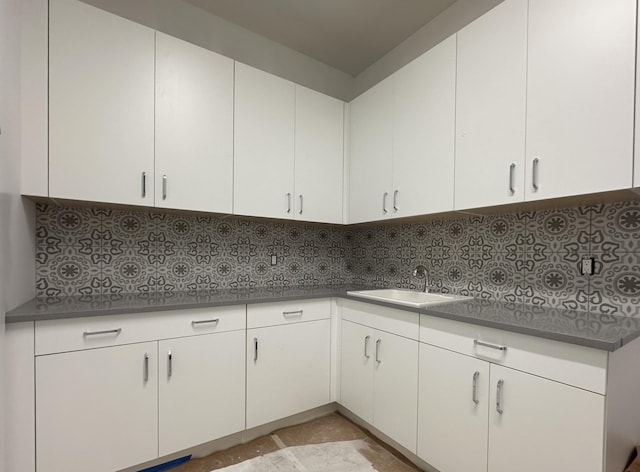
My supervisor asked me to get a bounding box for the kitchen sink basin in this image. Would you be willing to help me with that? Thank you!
[346,289,472,308]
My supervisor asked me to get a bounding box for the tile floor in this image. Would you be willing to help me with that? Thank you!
[170,413,421,472]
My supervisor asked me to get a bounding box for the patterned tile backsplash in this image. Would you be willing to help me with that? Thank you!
[36,200,640,316]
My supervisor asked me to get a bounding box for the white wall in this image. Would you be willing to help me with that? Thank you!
[0,0,37,469]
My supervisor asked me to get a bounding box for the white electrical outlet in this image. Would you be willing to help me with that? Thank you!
[581,257,594,276]
[271,255,277,266]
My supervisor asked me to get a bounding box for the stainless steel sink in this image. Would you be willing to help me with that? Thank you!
[347,289,472,308]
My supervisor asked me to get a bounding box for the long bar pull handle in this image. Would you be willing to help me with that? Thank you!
[509,163,516,194]
[393,190,399,212]
[83,328,122,337]
[162,175,167,200]
[496,379,505,414]
[143,353,149,382]
[474,339,507,352]
[191,318,219,326]
[472,371,480,404]
[286,193,292,213]
[382,192,388,214]
[282,310,303,317]
[364,335,371,359]
[299,195,303,215]
[532,157,540,191]
[167,350,173,378]
[375,339,381,364]
[141,172,147,198]
[254,337,258,362]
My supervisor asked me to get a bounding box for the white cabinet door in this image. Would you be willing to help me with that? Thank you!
[36,342,158,472]
[294,85,344,224]
[158,330,245,456]
[392,35,456,218]
[418,343,489,472]
[340,320,375,424]
[234,63,295,219]
[349,78,393,224]
[155,32,234,213]
[455,0,527,210]
[373,330,419,453]
[247,319,331,428]
[525,0,635,201]
[488,364,605,472]
[49,0,155,206]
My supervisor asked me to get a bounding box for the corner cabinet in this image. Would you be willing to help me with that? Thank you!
[234,64,344,223]
[155,32,234,214]
[339,299,419,453]
[349,36,455,224]
[49,0,155,206]
[246,299,332,428]
[33,306,246,472]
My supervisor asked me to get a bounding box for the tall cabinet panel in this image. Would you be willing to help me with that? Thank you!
[234,63,295,219]
[525,0,635,201]
[392,35,456,218]
[49,0,155,206]
[455,0,527,210]
[294,85,344,224]
[155,32,234,213]
[349,78,393,224]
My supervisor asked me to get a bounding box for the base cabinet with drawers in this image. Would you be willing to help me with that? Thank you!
[246,299,332,428]
[34,306,247,472]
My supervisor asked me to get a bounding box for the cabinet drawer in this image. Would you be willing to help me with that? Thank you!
[36,306,246,355]
[341,299,419,340]
[246,299,331,329]
[419,314,608,394]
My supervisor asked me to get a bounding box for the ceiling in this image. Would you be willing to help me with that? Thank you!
[182,0,459,77]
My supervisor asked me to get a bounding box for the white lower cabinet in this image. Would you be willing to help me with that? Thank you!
[36,342,159,472]
[340,300,419,453]
[158,330,246,456]
[487,364,604,472]
[245,299,332,428]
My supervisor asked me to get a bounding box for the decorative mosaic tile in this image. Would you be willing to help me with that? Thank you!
[589,201,640,254]
[588,252,640,317]
[475,212,527,253]
[526,207,591,255]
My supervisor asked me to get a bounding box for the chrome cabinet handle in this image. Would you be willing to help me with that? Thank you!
[393,190,399,212]
[143,353,149,382]
[382,192,388,214]
[532,157,540,190]
[286,193,291,213]
[83,328,122,337]
[496,379,504,414]
[509,163,516,194]
[167,350,173,378]
[472,371,480,404]
[299,195,303,215]
[375,339,381,364]
[162,175,167,200]
[283,310,303,317]
[191,318,219,326]
[253,337,258,362]
[474,339,507,352]
[141,172,146,198]
[364,335,371,359]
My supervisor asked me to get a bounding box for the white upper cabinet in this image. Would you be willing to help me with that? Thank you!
[155,32,234,214]
[455,0,527,210]
[49,0,155,206]
[349,77,394,224]
[525,0,635,201]
[349,36,455,224]
[234,63,296,219]
[294,85,344,224]
[392,35,456,218]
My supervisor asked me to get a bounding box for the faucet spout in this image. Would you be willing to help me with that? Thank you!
[412,265,430,293]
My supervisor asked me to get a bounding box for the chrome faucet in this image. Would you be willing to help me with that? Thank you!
[412,265,430,293]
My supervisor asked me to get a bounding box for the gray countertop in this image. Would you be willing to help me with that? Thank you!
[7,285,640,351]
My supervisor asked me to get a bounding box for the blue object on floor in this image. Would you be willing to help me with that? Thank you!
[137,455,191,472]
